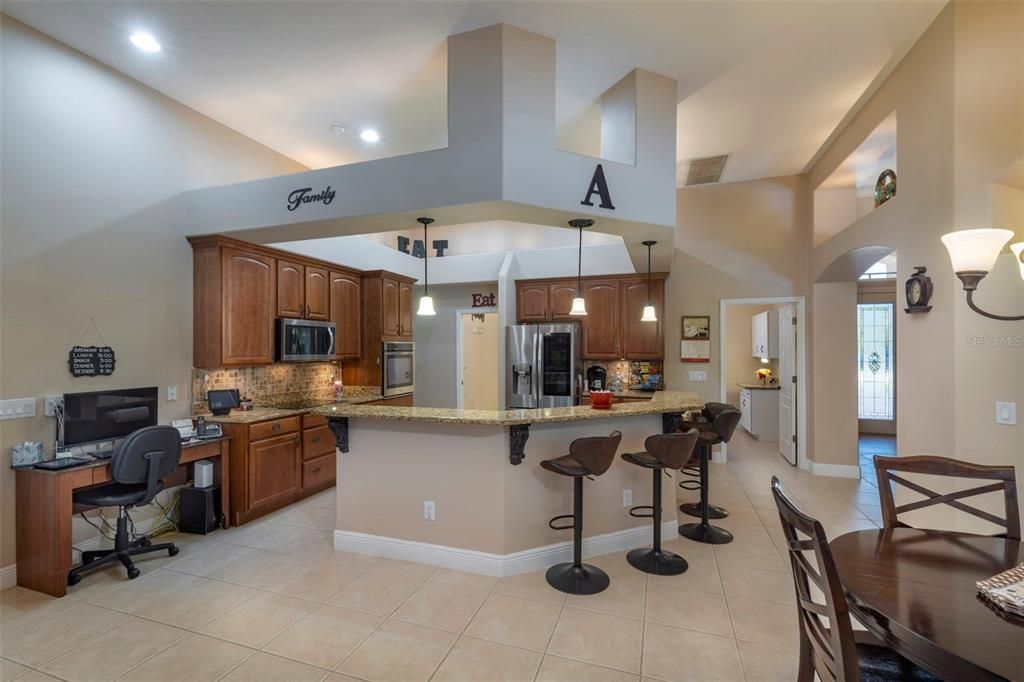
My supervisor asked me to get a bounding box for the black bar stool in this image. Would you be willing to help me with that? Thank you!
[621,429,699,576]
[541,431,622,595]
[678,404,741,545]
[678,403,739,520]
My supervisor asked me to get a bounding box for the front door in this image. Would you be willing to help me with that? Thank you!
[778,304,797,465]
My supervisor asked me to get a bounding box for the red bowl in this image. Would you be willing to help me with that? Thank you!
[590,391,614,409]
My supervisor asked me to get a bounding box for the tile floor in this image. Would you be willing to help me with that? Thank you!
[1,432,891,682]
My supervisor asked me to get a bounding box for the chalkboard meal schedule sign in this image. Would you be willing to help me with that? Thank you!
[69,345,116,377]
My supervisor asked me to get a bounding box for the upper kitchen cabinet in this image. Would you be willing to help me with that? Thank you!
[752,309,779,359]
[549,282,580,320]
[381,276,401,336]
[517,283,549,321]
[580,279,621,359]
[343,270,418,386]
[277,259,329,320]
[330,270,361,360]
[621,277,664,359]
[190,237,277,368]
[398,281,414,338]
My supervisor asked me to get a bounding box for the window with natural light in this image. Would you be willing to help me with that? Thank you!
[857,303,895,420]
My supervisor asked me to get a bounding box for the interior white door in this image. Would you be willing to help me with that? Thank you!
[459,312,500,410]
[778,305,797,465]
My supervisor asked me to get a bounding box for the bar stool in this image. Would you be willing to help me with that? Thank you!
[678,404,741,545]
[621,429,699,575]
[541,431,622,595]
[678,403,739,520]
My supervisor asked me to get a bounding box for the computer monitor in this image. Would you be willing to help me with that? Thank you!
[62,386,158,447]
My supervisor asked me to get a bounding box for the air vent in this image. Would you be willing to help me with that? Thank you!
[685,154,730,185]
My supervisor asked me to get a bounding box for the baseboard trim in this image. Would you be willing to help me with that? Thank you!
[1,563,17,590]
[808,460,861,479]
[334,521,678,577]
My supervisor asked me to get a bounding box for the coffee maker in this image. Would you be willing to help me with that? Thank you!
[586,365,607,392]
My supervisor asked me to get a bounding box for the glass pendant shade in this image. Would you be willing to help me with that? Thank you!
[641,304,658,322]
[417,295,436,316]
[1011,242,1024,280]
[941,228,1014,273]
[569,296,588,316]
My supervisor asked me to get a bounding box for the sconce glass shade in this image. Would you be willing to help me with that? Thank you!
[416,295,436,316]
[940,228,1014,273]
[1011,242,1024,280]
[641,305,658,322]
[569,296,588,316]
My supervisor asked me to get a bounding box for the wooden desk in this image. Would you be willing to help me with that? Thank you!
[15,437,230,597]
[831,528,1023,681]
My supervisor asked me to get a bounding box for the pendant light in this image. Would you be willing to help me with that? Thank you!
[416,217,436,316]
[568,218,594,316]
[641,240,658,322]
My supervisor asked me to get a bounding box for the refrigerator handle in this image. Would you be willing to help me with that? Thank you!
[535,331,543,402]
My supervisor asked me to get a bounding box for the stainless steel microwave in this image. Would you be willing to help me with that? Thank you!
[277,318,336,362]
[382,341,414,397]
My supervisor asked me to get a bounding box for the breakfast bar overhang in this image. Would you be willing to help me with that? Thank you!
[312,392,702,577]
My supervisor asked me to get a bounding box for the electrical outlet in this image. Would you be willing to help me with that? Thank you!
[167,385,178,401]
[623,489,632,507]
[0,398,36,420]
[996,401,1017,425]
[45,396,63,417]
[688,370,708,382]
[424,500,436,521]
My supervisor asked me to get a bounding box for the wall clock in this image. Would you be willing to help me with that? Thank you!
[905,266,933,313]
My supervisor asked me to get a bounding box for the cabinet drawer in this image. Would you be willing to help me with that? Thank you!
[303,425,335,460]
[249,416,301,441]
[303,414,328,429]
[303,454,335,489]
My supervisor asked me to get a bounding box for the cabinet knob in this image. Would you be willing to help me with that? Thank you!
[313,467,321,474]
[272,423,281,431]
[313,436,320,443]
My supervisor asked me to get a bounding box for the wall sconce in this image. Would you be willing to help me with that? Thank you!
[940,228,1024,321]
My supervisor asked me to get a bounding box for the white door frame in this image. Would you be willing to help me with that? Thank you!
[719,297,808,470]
[456,307,499,409]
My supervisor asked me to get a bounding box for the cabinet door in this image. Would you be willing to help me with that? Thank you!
[548,281,580,320]
[581,280,621,359]
[304,266,330,320]
[330,271,361,359]
[382,278,401,336]
[248,432,300,509]
[517,283,549,322]
[621,278,664,359]
[752,311,768,358]
[277,260,305,318]
[222,248,276,365]
[399,281,414,337]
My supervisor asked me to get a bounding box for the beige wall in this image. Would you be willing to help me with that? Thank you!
[811,283,860,467]
[0,17,306,569]
[724,304,781,408]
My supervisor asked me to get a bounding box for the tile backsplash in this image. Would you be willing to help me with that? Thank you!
[584,360,665,391]
[191,363,350,412]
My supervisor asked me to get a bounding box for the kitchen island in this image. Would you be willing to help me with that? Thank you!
[309,391,703,576]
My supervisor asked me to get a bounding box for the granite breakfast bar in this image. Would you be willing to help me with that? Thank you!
[310,391,703,576]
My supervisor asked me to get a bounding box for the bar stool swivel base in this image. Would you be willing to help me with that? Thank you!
[545,562,610,595]
[678,522,734,545]
[679,501,729,520]
[626,547,688,576]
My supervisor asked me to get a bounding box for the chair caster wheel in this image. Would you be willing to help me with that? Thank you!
[127,567,141,579]
[67,573,82,586]
[168,546,180,557]
[139,537,151,547]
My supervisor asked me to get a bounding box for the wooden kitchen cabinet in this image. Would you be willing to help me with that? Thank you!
[342,270,419,387]
[399,281,414,338]
[277,259,305,318]
[248,431,301,510]
[382,277,401,336]
[304,266,330,320]
[621,278,664,359]
[549,282,580,320]
[581,280,621,359]
[517,283,549,321]
[330,270,361,360]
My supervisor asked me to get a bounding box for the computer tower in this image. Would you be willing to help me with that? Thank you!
[179,485,221,534]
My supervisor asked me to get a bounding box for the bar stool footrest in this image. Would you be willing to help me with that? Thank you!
[678,480,702,491]
[628,505,655,519]
[548,514,575,531]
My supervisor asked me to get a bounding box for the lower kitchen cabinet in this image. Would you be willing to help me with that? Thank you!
[219,412,336,526]
[739,388,780,441]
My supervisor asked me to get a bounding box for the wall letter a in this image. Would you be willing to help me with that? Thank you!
[580,164,615,210]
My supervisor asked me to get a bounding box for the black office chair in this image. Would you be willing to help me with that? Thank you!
[67,426,182,584]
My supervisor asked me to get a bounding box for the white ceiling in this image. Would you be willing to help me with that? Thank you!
[4,0,945,185]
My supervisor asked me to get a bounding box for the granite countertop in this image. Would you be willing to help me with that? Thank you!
[583,389,658,399]
[200,394,382,424]
[309,390,704,426]
[737,383,781,391]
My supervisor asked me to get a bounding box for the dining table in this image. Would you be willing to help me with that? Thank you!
[830,527,1024,681]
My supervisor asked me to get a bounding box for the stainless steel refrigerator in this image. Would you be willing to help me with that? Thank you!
[506,324,582,408]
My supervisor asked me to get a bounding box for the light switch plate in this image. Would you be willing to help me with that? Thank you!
[996,401,1017,425]
[0,398,36,420]
[688,370,708,382]
[167,385,178,401]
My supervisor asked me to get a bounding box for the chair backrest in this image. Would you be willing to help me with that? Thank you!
[873,454,1020,540]
[771,476,860,682]
[703,402,741,443]
[644,429,699,469]
[569,430,622,476]
[111,426,182,502]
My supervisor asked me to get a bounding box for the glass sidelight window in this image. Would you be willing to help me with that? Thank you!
[857,303,894,420]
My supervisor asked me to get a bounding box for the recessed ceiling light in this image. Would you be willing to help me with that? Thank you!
[129,32,161,52]
[360,129,380,143]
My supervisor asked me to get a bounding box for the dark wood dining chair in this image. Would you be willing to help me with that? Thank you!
[873,455,1020,541]
[770,477,938,682]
